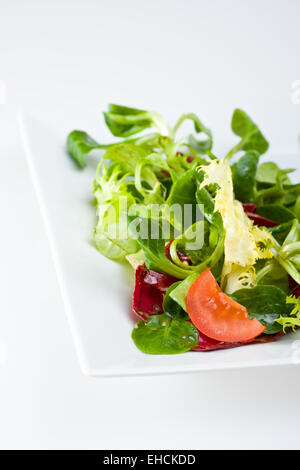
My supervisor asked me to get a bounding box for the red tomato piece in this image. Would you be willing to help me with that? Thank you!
[186,269,266,342]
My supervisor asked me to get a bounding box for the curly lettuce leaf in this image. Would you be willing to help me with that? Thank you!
[103,143,148,174]
[199,158,273,290]
[276,295,300,332]
[93,163,139,261]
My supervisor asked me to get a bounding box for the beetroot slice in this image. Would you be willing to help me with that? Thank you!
[242,203,257,213]
[242,202,280,227]
[132,265,179,320]
[289,277,300,298]
[193,330,283,352]
[246,212,280,228]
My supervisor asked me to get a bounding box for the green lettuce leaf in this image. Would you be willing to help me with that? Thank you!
[171,112,213,154]
[93,163,139,261]
[233,151,259,202]
[271,219,300,285]
[163,282,189,320]
[226,109,269,159]
[103,143,148,174]
[131,314,198,354]
[67,130,107,168]
[169,273,199,311]
[103,103,170,137]
[231,285,292,334]
[256,162,294,186]
[257,205,296,223]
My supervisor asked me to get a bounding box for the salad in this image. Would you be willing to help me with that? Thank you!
[67,104,300,355]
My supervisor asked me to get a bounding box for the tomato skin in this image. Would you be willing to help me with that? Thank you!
[186,269,266,343]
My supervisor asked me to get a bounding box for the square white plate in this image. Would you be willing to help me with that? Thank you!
[19,109,300,377]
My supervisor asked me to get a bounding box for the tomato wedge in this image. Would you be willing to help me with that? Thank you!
[186,269,266,343]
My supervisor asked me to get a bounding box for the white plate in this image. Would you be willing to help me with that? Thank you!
[19,110,300,377]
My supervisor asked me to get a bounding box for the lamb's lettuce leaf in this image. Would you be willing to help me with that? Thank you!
[255,163,300,207]
[256,162,294,186]
[131,314,198,354]
[171,112,213,154]
[67,130,108,168]
[233,151,259,202]
[163,282,189,320]
[294,196,300,220]
[231,285,292,334]
[226,109,269,159]
[269,220,295,244]
[255,260,290,294]
[127,206,224,279]
[257,205,296,223]
[169,273,199,311]
[167,168,202,208]
[127,212,190,278]
[270,219,300,285]
[104,103,170,137]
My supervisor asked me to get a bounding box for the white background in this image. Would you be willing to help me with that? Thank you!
[1,0,300,449]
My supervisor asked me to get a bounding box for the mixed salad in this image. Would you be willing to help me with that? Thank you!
[67,104,300,354]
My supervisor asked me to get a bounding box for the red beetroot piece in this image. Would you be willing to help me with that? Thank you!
[133,265,179,320]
